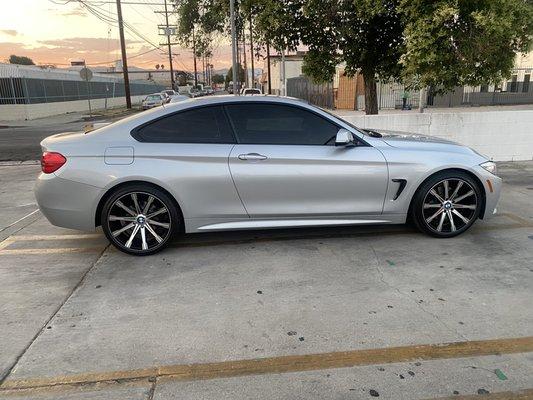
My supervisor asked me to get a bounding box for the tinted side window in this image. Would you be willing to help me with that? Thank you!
[133,106,235,143]
[225,104,339,145]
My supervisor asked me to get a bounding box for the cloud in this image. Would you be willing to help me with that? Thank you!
[1,30,18,37]
[0,37,235,71]
[48,6,87,18]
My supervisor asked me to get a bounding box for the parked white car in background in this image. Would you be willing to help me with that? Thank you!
[241,87,262,95]
[141,93,166,110]
[169,94,191,103]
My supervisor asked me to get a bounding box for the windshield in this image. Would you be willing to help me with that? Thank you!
[146,95,160,101]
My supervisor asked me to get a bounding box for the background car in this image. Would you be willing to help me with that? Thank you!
[141,93,166,110]
[161,89,177,98]
[241,87,262,95]
[189,88,201,98]
[169,94,191,103]
[35,96,501,255]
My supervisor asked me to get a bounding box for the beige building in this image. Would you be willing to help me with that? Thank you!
[262,52,306,95]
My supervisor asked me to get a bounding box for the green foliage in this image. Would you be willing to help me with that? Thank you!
[253,0,303,51]
[300,0,404,113]
[225,64,245,84]
[9,55,35,65]
[399,0,533,90]
[212,73,225,84]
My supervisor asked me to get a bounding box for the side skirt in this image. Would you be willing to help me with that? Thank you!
[185,215,407,233]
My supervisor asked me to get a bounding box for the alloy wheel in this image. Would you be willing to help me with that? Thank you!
[107,191,172,252]
[422,178,478,234]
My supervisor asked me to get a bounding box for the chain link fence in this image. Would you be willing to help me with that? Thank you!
[0,77,164,105]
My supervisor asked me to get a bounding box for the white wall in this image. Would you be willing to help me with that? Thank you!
[340,110,533,162]
[0,95,145,121]
[268,58,304,93]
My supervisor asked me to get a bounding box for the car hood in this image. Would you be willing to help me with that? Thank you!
[364,128,458,146]
[362,128,488,160]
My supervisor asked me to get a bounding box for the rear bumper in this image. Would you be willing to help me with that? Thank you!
[34,173,103,231]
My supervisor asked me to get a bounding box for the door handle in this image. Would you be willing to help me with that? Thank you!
[238,153,268,161]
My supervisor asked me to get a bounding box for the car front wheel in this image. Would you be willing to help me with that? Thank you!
[411,171,482,238]
[101,184,178,255]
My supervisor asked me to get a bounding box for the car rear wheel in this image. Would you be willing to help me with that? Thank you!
[411,171,482,238]
[101,184,178,255]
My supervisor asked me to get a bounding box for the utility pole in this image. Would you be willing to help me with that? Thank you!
[249,15,254,89]
[116,0,131,108]
[192,28,198,87]
[162,0,175,89]
[230,0,237,95]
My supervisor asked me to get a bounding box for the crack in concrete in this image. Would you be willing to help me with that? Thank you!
[0,243,111,386]
[369,244,468,341]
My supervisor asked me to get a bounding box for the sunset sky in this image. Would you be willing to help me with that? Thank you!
[0,0,234,71]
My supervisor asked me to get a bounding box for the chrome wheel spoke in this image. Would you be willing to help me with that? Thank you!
[125,224,141,248]
[443,180,449,199]
[109,216,136,222]
[143,195,154,214]
[436,212,446,232]
[446,210,456,232]
[450,181,463,201]
[429,189,445,203]
[426,208,444,223]
[453,204,476,209]
[452,209,469,224]
[145,222,163,243]
[423,204,441,209]
[115,200,136,217]
[131,193,141,214]
[112,222,135,237]
[147,219,170,228]
[140,226,148,250]
[454,190,474,203]
[147,208,168,219]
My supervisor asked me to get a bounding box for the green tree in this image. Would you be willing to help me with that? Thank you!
[225,64,245,85]
[300,0,532,114]
[399,0,533,91]
[9,55,35,65]
[300,0,404,115]
[212,73,225,84]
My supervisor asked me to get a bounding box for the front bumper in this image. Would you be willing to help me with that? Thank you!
[34,173,104,231]
[474,166,502,219]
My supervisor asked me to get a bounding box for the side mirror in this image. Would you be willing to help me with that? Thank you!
[335,129,356,147]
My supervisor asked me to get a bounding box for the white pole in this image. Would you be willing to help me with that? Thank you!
[418,86,425,113]
[281,49,286,96]
[230,0,238,95]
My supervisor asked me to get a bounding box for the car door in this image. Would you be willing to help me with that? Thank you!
[226,102,389,218]
[131,105,247,221]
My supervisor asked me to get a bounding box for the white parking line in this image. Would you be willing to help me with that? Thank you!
[0,209,39,234]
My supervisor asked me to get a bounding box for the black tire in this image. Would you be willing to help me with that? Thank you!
[411,171,482,238]
[101,184,179,255]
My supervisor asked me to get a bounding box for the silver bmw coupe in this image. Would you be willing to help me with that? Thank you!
[35,96,501,255]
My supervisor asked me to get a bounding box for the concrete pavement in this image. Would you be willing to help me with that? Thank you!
[0,162,531,399]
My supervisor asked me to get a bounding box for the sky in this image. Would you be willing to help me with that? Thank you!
[0,0,234,71]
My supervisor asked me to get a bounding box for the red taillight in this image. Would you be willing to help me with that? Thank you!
[41,152,66,174]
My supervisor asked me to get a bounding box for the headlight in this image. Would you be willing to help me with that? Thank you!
[480,161,497,175]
